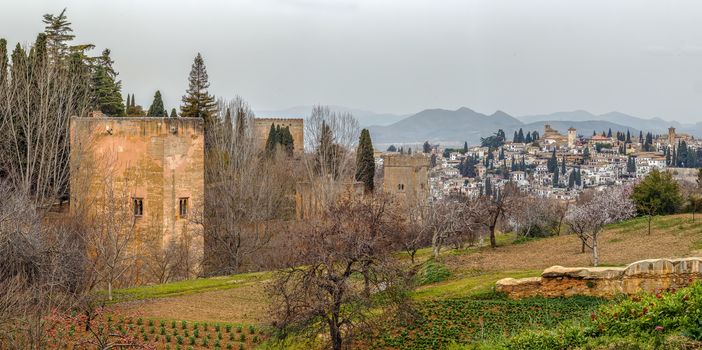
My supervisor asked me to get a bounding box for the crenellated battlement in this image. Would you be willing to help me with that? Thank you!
[382,154,431,168]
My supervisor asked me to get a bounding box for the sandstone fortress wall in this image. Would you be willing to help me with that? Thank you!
[254,118,304,155]
[496,258,702,299]
[382,154,430,204]
[70,117,205,277]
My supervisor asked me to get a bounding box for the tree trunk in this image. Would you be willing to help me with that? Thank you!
[647,215,652,235]
[431,232,442,259]
[489,226,497,248]
[329,316,342,350]
[489,210,500,248]
[108,280,113,301]
[581,240,586,253]
[592,237,599,267]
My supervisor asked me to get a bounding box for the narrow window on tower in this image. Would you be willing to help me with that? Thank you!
[179,197,189,218]
[133,197,144,217]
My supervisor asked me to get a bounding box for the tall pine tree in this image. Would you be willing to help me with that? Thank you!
[42,8,74,61]
[355,129,375,193]
[180,53,216,120]
[91,49,125,116]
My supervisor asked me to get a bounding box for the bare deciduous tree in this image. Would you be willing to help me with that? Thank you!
[399,202,432,263]
[508,196,565,238]
[429,200,462,259]
[0,181,92,349]
[301,105,360,207]
[202,97,297,275]
[83,176,137,301]
[566,185,636,266]
[267,195,410,350]
[475,182,519,248]
[0,35,91,206]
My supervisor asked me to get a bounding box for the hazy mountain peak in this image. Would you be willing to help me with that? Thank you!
[456,106,476,113]
[491,110,510,117]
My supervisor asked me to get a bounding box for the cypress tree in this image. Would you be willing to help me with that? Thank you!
[147,90,166,117]
[548,149,557,172]
[265,123,278,154]
[525,132,532,144]
[0,38,7,90]
[180,53,216,120]
[560,157,566,175]
[513,131,518,143]
[686,145,697,168]
[484,177,492,197]
[568,170,575,188]
[280,126,294,155]
[552,169,559,187]
[170,108,177,118]
[607,128,612,138]
[355,129,375,193]
[463,141,468,154]
[575,168,582,186]
[235,106,246,139]
[582,147,590,163]
[517,128,524,143]
[423,141,431,153]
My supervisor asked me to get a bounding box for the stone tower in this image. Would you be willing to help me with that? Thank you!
[254,118,304,155]
[70,116,205,280]
[567,127,577,148]
[382,154,430,204]
[668,127,676,146]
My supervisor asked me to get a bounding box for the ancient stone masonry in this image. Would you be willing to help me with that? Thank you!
[254,118,304,155]
[496,258,702,299]
[70,117,205,279]
[382,154,430,205]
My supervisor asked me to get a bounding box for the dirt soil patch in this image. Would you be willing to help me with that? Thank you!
[113,283,269,325]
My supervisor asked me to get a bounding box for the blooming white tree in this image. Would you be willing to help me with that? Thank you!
[566,185,636,266]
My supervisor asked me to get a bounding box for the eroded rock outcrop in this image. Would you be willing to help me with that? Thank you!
[496,258,702,299]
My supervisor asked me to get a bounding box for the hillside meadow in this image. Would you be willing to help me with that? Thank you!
[56,214,702,349]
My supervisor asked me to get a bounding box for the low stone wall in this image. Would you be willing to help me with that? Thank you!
[496,258,702,299]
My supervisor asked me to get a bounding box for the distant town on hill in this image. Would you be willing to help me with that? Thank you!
[257,106,702,147]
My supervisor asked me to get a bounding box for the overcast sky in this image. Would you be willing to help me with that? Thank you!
[3,0,702,122]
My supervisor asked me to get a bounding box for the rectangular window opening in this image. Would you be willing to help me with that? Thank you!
[133,197,143,217]
[179,197,189,218]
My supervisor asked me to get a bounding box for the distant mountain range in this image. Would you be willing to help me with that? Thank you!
[368,108,649,147]
[256,105,702,147]
[255,105,407,127]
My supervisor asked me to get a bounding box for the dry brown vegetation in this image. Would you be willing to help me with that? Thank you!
[113,284,268,325]
[444,213,702,273]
